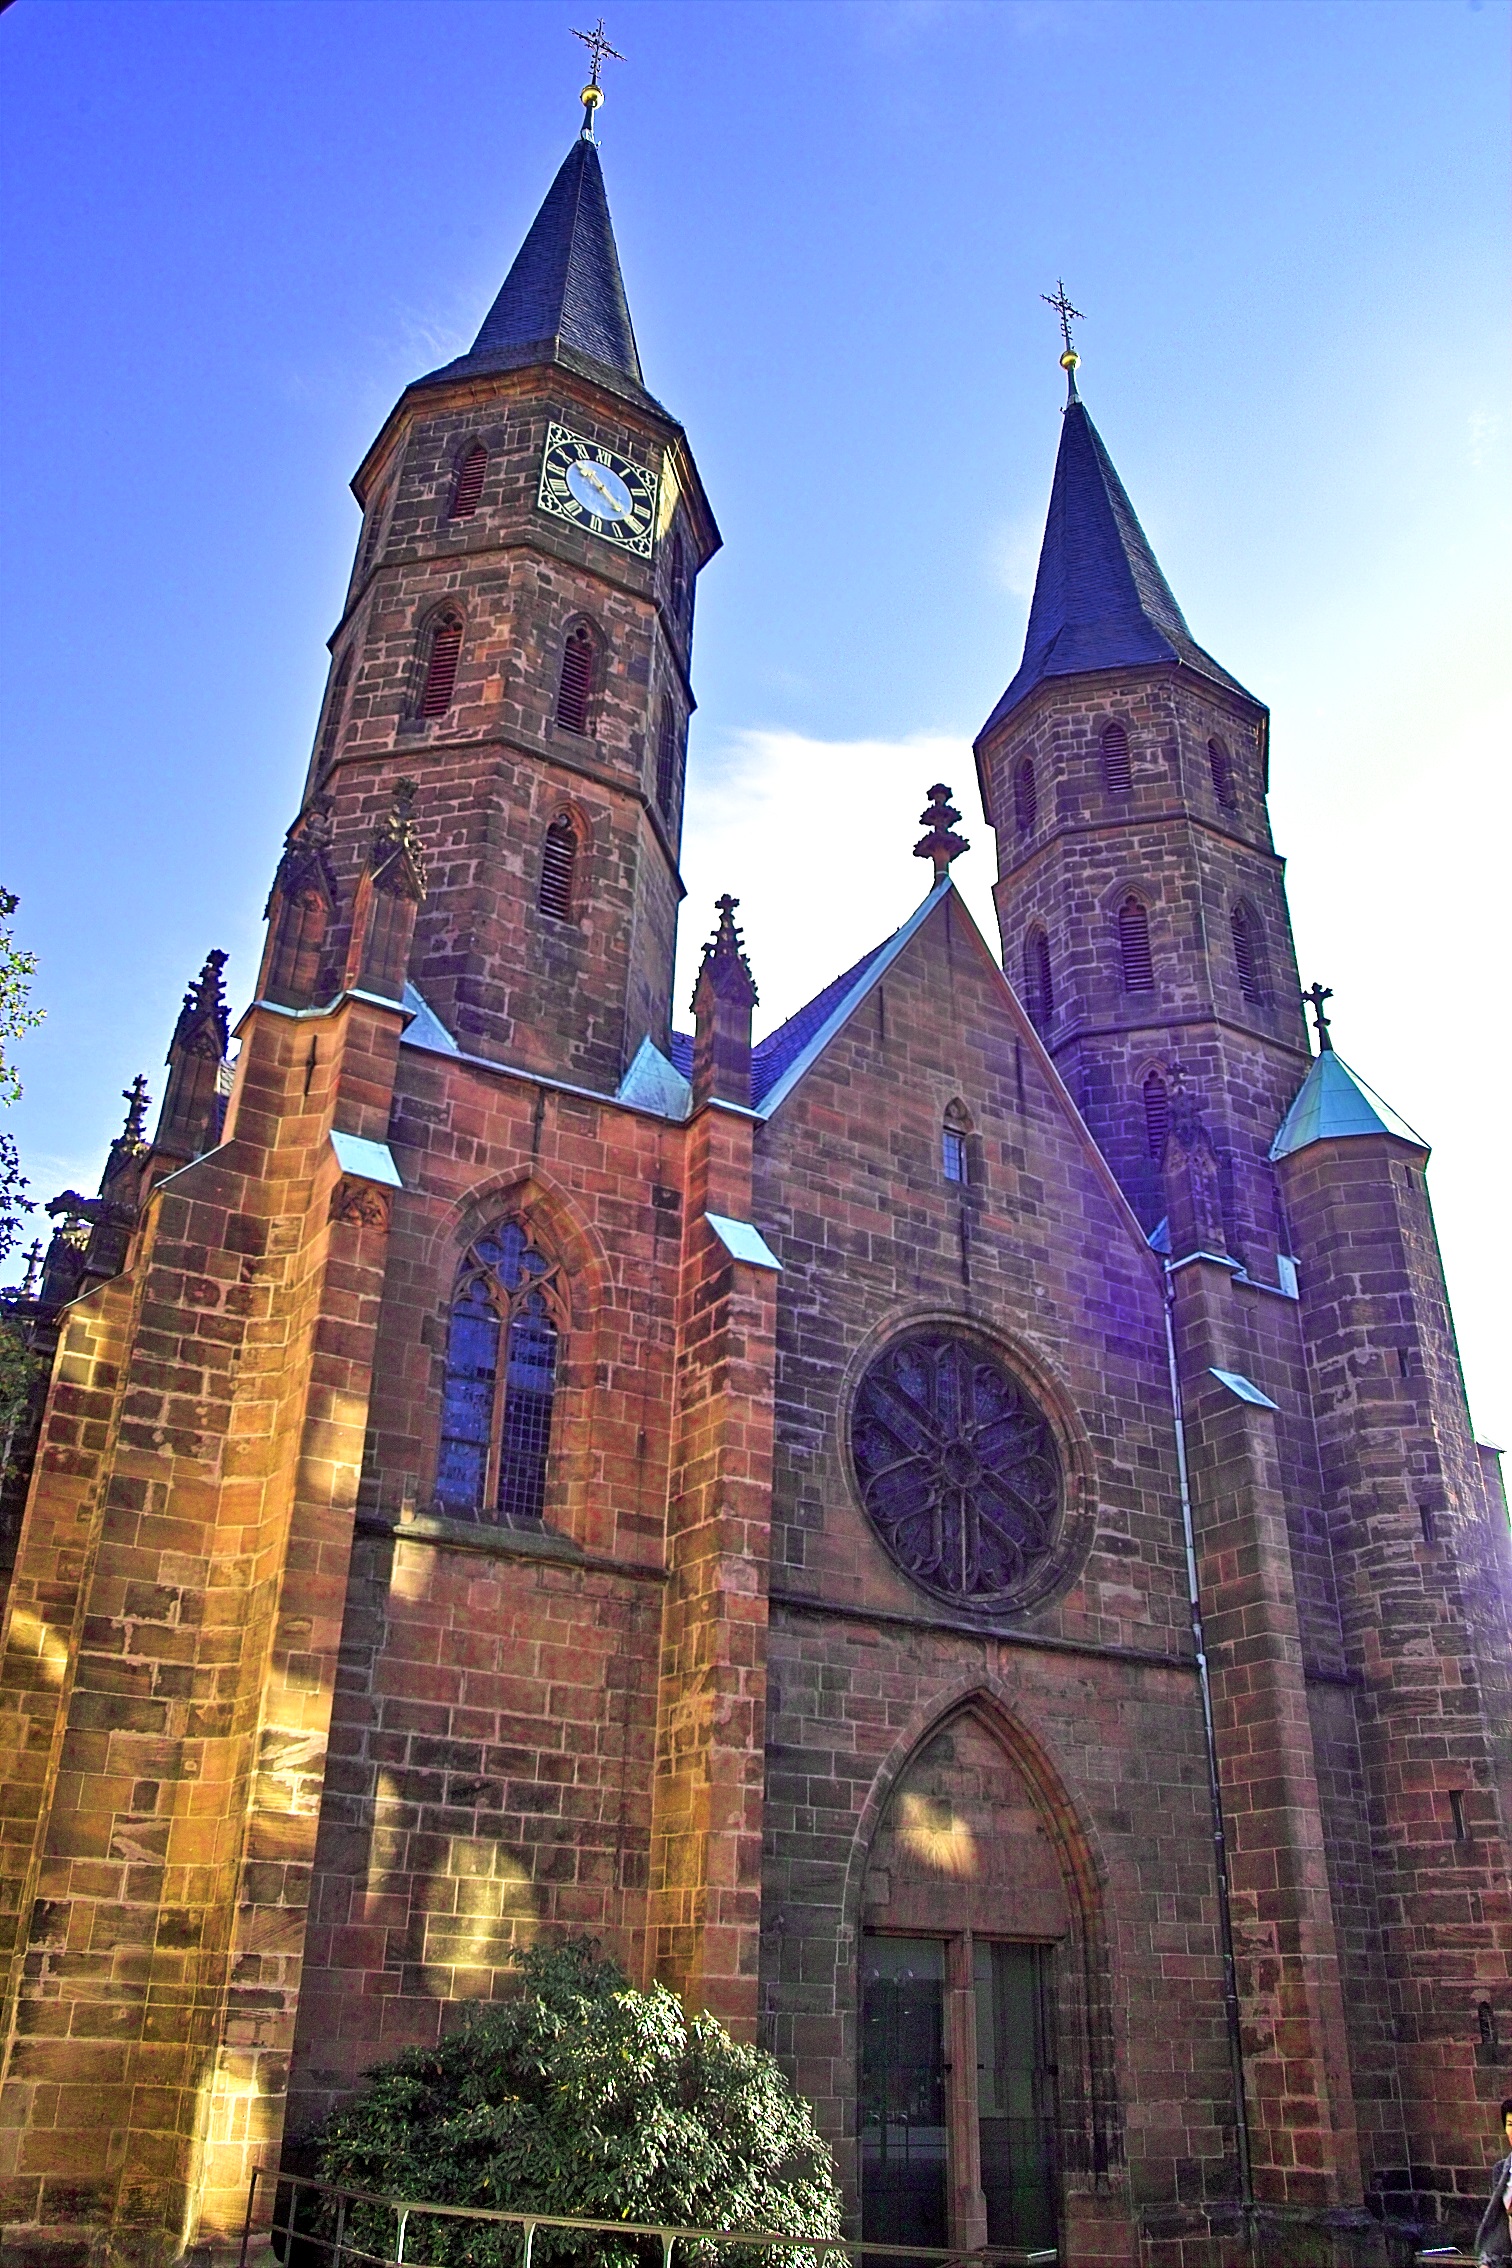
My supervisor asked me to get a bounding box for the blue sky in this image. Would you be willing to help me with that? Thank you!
[1,0,1508,1440]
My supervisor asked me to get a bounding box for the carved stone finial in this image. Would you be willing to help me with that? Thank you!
[120,1075,151,1145]
[19,1238,44,1297]
[169,951,230,1065]
[265,796,337,918]
[1302,981,1334,1054]
[913,784,970,881]
[693,894,758,1011]
[368,777,428,903]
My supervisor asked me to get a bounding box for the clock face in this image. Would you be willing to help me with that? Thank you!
[538,423,658,557]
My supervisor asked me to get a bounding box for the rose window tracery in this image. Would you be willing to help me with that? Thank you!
[850,1330,1063,1608]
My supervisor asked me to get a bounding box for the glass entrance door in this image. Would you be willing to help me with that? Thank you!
[974,1940,1058,2253]
[860,1936,947,2247]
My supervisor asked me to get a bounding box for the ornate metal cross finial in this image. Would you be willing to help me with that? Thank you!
[913,784,970,882]
[1303,981,1335,1053]
[572,18,624,136]
[1042,279,1085,399]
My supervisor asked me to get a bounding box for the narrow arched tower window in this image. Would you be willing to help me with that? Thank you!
[669,532,688,624]
[1118,896,1154,991]
[1231,901,1264,1004]
[436,1220,563,1524]
[1014,756,1037,835]
[1209,737,1238,811]
[555,621,596,734]
[655,700,680,819]
[942,1101,971,1184]
[1101,721,1132,796]
[356,485,389,582]
[449,442,488,520]
[418,613,463,719]
[315,648,352,771]
[1024,928,1054,1030]
[538,813,579,921]
[1143,1072,1171,1161]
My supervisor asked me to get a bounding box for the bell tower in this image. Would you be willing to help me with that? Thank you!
[974,337,1309,1274]
[290,67,718,1089]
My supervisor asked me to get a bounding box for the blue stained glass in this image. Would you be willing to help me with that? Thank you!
[437,1282,500,1515]
[434,1227,560,1523]
[497,1292,558,1524]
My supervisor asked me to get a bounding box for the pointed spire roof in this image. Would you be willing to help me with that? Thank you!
[1269,1049,1426,1162]
[417,138,648,402]
[979,398,1256,738]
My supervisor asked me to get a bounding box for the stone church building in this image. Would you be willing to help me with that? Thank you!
[1,97,1508,2268]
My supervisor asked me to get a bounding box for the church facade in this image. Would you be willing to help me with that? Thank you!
[1,104,1508,2268]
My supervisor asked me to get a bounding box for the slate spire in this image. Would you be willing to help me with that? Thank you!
[418,137,645,398]
[980,396,1255,735]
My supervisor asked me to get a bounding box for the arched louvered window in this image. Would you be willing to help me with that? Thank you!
[1231,901,1264,1005]
[1101,720,1132,796]
[1014,756,1038,835]
[436,1219,563,1524]
[1143,1072,1171,1162]
[418,613,463,719]
[655,700,679,819]
[1209,737,1238,811]
[1118,896,1154,991]
[538,813,579,921]
[356,486,388,581]
[555,621,596,735]
[315,648,352,769]
[449,442,488,520]
[942,1100,971,1185]
[669,532,688,623]
[1024,928,1054,1030]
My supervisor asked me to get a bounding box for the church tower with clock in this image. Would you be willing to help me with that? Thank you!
[310,104,718,1090]
[1,55,1508,2268]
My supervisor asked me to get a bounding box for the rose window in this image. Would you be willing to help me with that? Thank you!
[850,1330,1063,1607]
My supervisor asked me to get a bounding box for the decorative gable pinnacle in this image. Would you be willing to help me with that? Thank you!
[368,779,428,903]
[169,951,230,1065]
[913,784,970,881]
[265,796,337,919]
[693,894,758,1012]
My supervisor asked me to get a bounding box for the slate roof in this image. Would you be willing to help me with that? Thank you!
[1269,1049,1426,1162]
[978,398,1257,739]
[416,138,649,402]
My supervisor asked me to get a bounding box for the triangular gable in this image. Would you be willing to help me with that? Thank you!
[757,879,1161,1282]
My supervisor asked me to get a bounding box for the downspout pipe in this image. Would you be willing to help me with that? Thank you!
[1162,1261,1255,2229]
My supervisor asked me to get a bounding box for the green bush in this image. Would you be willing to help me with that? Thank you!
[311,1939,843,2268]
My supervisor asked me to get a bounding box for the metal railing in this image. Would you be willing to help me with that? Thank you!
[244,2170,1056,2268]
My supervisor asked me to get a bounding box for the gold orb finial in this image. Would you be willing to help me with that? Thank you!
[581,82,603,112]
[1059,349,1080,372]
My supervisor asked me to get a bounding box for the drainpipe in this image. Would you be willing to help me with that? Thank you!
[1162,1262,1255,2233]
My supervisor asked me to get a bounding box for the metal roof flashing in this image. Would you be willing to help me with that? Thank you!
[1269,1050,1427,1163]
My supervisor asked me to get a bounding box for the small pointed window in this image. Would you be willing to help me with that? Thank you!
[942,1101,971,1185]
[1231,901,1264,1005]
[555,621,596,735]
[1143,1071,1171,1162]
[655,700,680,819]
[1024,928,1054,1030]
[1209,737,1238,811]
[1118,896,1154,991]
[356,485,389,582]
[316,648,352,769]
[539,813,579,921]
[669,532,688,624]
[1101,721,1132,796]
[449,443,488,520]
[418,613,463,719]
[436,1219,563,1524]
[1014,756,1038,835]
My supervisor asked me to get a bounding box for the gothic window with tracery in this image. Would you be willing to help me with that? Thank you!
[555,621,597,734]
[436,1220,564,1523]
[850,1329,1063,1608]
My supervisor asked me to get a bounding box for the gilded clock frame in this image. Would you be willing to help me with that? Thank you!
[537,421,659,558]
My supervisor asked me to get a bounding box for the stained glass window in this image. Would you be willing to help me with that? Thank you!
[851,1330,1062,1607]
[436,1220,562,1522]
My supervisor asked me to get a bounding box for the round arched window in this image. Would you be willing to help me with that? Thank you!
[850,1329,1064,1608]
